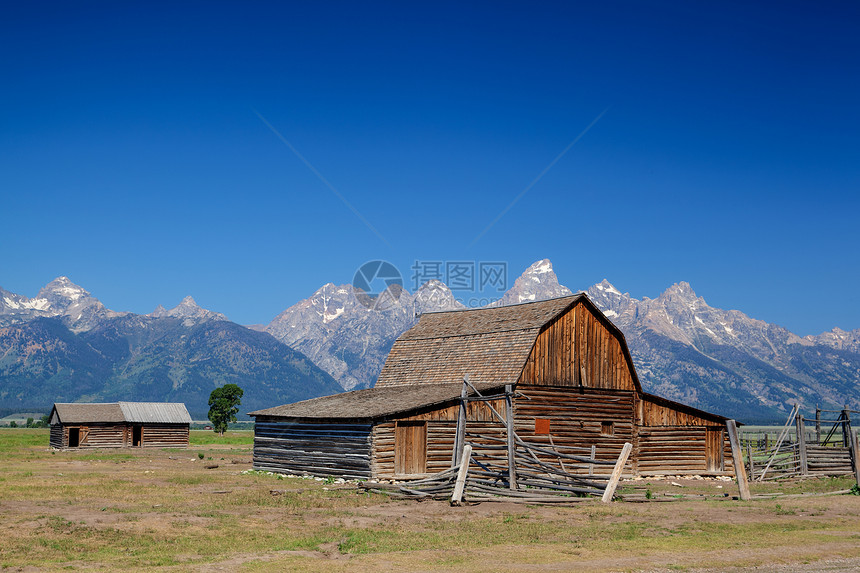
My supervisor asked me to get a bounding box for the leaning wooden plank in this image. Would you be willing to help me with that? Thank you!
[450,444,472,506]
[601,442,632,503]
[726,420,751,501]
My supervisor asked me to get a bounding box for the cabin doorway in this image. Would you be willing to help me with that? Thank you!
[705,427,724,472]
[68,427,80,448]
[395,421,427,475]
[132,425,143,447]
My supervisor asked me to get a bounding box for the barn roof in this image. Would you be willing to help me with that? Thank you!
[375,294,588,388]
[248,382,504,421]
[50,402,192,424]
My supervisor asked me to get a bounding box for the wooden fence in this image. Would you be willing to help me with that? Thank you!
[741,405,860,484]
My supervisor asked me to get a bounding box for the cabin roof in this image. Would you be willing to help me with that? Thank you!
[51,402,192,424]
[248,382,504,420]
[376,294,608,388]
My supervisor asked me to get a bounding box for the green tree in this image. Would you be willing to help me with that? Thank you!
[25,417,34,428]
[208,383,243,436]
[9,421,17,428]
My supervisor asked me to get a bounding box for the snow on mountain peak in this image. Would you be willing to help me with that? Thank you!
[524,259,554,282]
[38,276,90,303]
[594,279,622,296]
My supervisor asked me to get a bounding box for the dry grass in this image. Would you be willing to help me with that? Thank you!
[1,429,859,572]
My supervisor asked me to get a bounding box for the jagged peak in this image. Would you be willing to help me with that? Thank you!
[416,279,451,293]
[177,295,198,306]
[592,278,623,296]
[38,276,90,300]
[662,281,699,299]
[524,258,553,275]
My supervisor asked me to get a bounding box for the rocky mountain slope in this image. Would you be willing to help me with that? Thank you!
[267,260,860,422]
[266,280,462,391]
[0,279,341,416]
[585,280,860,420]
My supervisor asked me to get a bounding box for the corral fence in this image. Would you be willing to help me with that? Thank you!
[741,404,860,483]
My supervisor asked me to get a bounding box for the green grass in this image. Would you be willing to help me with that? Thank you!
[1,428,860,572]
[189,429,253,446]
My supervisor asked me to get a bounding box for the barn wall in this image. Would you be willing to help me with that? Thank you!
[638,426,708,473]
[637,426,733,475]
[139,424,190,448]
[49,424,64,448]
[372,398,508,479]
[513,385,635,473]
[639,396,723,427]
[253,419,373,479]
[519,302,636,391]
[50,423,189,448]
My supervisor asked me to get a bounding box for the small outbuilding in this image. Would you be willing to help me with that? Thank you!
[49,402,192,449]
[250,294,733,480]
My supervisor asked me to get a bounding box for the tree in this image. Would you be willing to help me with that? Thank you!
[208,384,243,436]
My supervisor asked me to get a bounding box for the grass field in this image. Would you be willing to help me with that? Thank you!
[1,429,859,572]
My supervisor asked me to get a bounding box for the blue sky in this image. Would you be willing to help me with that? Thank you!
[2,1,858,335]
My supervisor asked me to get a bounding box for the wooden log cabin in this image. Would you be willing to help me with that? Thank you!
[49,402,192,449]
[250,294,733,479]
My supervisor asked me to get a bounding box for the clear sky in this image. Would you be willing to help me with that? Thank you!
[2,1,858,336]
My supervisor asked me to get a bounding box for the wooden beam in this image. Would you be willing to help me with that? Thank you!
[795,413,808,476]
[505,384,517,491]
[726,419,751,501]
[452,376,468,467]
[451,444,472,506]
[601,442,632,503]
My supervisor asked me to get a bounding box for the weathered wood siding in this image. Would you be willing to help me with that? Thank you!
[137,424,190,448]
[513,385,635,473]
[639,396,721,427]
[637,426,733,474]
[50,423,189,449]
[519,302,635,391]
[49,424,64,448]
[372,399,507,479]
[253,419,373,479]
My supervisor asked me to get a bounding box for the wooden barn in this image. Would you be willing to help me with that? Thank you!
[250,294,733,480]
[49,402,192,449]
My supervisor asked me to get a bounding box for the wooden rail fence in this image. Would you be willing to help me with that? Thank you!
[741,404,860,487]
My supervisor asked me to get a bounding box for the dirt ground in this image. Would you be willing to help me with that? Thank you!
[1,434,859,572]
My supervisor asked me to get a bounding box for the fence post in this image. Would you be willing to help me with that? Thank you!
[504,384,517,490]
[726,419,751,501]
[589,444,596,477]
[843,408,852,448]
[795,413,808,476]
[747,441,755,480]
[601,442,632,503]
[815,406,821,445]
[450,444,472,506]
[452,376,468,467]
[851,430,860,489]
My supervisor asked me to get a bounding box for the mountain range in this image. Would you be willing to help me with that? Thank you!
[261,260,860,422]
[0,279,341,417]
[2,263,858,422]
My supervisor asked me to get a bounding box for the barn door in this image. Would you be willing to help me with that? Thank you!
[395,421,427,475]
[705,427,724,472]
[68,427,80,448]
[79,426,90,446]
[132,425,143,447]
